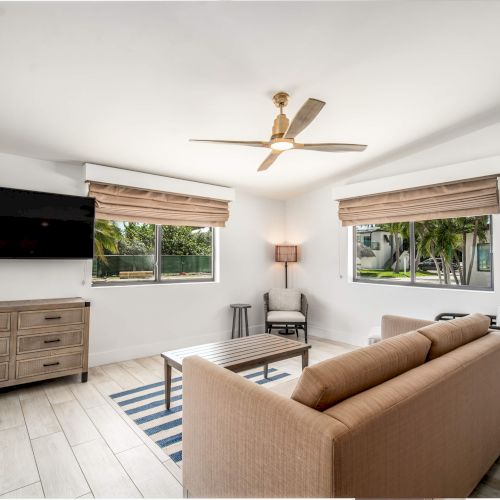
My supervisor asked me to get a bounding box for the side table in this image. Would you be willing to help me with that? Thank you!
[230,304,251,338]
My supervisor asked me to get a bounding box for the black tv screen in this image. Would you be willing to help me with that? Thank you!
[0,187,95,259]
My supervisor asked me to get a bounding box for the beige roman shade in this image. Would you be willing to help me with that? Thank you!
[88,182,230,227]
[338,175,499,226]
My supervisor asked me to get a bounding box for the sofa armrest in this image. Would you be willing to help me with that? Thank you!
[264,292,269,321]
[183,356,348,498]
[381,315,435,340]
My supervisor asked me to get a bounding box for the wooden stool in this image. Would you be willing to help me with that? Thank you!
[230,304,252,338]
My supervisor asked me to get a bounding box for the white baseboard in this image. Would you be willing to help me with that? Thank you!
[308,323,364,347]
[89,323,266,366]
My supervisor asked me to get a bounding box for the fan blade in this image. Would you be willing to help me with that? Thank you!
[190,139,269,148]
[257,150,281,172]
[284,98,325,139]
[301,143,367,152]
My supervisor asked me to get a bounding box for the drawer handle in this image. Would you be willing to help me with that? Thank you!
[44,339,61,344]
[43,362,60,367]
[45,316,62,320]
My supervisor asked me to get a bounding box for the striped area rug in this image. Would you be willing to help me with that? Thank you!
[109,367,292,468]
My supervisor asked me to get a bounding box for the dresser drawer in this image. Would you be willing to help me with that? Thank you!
[0,362,7,382]
[0,337,9,357]
[0,313,10,333]
[16,351,83,379]
[17,328,83,355]
[18,308,84,330]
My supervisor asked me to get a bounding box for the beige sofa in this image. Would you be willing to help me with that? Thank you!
[182,313,500,498]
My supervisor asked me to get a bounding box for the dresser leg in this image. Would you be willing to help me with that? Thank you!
[81,371,88,383]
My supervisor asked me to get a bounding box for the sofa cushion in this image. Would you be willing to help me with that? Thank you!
[417,313,491,361]
[291,331,431,411]
[268,288,301,311]
[267,311,305,323]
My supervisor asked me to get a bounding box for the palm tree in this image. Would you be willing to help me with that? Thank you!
[432,219,462,285]
[416,216,490,286]
[94,220,121,264]
[379,222,409,273]
[465,216,489,284]
[416,220,444,283]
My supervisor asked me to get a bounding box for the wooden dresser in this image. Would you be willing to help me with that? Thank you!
[0,298,90,389]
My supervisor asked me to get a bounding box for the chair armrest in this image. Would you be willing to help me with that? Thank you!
[183,356,347,498]
[381,315,435,339]
[301,294,308,319]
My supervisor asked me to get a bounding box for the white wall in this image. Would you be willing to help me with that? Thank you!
[3,150,498,358]
[0,153,285,365]
[286,184,499,347]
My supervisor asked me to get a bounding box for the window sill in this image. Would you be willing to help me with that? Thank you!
[91,278,217,288]
[351,278,494,293]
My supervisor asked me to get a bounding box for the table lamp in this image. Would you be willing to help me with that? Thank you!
[275,245,298,288]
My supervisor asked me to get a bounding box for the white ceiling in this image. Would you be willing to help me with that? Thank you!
[1,1,500,199]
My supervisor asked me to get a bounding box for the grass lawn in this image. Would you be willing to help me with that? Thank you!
[358,269,434,279]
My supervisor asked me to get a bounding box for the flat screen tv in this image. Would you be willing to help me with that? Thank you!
[0,187,95,259]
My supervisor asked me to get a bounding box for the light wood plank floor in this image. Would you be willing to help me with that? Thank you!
[0,336,353,499]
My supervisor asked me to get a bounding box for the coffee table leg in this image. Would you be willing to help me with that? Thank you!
[302,350,309,370]
[165,362,172,410]
[264,364,269,379]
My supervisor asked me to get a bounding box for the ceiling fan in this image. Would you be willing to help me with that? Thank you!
[190,92,367,172]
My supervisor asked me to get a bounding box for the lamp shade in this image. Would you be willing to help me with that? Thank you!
[275,245,298,263]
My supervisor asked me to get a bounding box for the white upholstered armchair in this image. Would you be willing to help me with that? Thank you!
[264,288,308,343]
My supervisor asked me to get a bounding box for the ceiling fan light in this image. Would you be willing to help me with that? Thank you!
[270,141,294,151]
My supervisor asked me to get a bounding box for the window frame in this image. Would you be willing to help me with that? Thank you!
[352,217,494,291]
[92,224,216,287]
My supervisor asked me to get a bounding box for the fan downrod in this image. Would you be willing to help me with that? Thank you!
[271,92,290,138]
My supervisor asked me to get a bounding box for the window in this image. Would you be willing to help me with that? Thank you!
[477,243,491,272]
[355,223,410,282]
[357,233,372,248]
[160,225,213,281]
[92,220,214,284]
[353,216,492,289]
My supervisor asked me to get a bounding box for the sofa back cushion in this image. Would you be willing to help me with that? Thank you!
[417,313,491,361]
[291,331,431,411]
[268,288,301,311]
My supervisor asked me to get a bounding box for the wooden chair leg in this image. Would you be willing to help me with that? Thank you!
[231,308,237,339]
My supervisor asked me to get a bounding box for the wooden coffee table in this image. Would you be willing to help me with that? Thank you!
[161,334,311,409]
